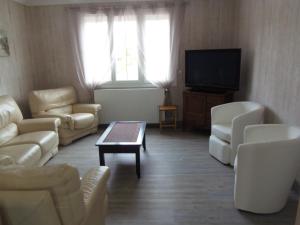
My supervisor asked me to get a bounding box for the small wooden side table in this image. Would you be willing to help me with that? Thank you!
[159,105,177,129]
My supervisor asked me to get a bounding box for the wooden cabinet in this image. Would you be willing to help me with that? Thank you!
[183,90,233,130]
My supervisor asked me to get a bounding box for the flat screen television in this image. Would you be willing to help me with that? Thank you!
[185,49,241,91]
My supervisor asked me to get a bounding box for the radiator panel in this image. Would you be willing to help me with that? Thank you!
[94,88,164,124]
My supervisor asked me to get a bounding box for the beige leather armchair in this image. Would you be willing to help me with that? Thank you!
[29,86,101,145]
[0,95,60,167]
[0,164,110,225]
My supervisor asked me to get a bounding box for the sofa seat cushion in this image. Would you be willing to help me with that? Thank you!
[71,113,94,129]
[0,144,41,166]
[47,105,73,115]
[0,154,15,166]
[212,124,232,143]
[4,132,58,155]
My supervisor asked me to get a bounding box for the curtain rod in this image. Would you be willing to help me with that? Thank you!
[67,0,189,10]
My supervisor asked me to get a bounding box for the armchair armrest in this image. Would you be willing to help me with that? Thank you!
[72,104,101,115]
[81,166,110,222]
[231,108,264,153]
[18,118,61,134]
[33,113,75,129]
[33,112,72,122]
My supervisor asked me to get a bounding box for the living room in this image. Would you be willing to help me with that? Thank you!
[0,0,300,225]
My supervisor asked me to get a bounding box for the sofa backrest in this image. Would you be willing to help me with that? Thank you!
[29,87,77,116]
[0,164,86,225]
[0,96,23,146]
[0,190,62,225]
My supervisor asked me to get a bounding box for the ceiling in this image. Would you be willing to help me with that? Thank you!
[14,0,156,6]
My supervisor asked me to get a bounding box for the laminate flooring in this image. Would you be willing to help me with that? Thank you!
[48,128,298,225]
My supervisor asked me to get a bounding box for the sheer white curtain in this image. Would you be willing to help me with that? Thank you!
[68,1,186,103]
[142,1,186,105]
[143,8,171,86]
[143,2,185,88]
[68,8,113,102]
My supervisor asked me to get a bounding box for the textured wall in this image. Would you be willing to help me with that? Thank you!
[0,0,34,116]
[25,0,237,117]
[236,0,300,125]
[26,6,90,102]
[172,0,237,119]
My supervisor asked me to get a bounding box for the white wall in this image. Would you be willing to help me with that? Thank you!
[234,0,300,183]
[0,0,34,116]
[94,88,164,124]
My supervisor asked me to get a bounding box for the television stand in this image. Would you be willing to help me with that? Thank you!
[190,87,228,94]
[183,90,234,130]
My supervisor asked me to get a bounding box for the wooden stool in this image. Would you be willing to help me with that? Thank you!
[159,105,177,129]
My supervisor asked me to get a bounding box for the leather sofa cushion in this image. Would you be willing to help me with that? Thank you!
[0,154,15,166]
[0,123,18,147]
[4,131,58,155]
[0,144,41,167]
[212,124,232,143]
[71,113,95,129]
[47,105,73,115]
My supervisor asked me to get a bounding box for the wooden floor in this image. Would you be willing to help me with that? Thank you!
[48,128,298,225]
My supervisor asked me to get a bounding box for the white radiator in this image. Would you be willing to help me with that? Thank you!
[94,88,164,124]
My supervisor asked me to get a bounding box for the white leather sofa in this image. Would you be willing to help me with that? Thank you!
[209,101,264,165]
[29,86,101,145]
[0,95,60,167]
[0,164,110,225]
[234,124,300,214]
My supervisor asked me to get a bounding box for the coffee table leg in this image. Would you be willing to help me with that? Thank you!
[136,151,140,179]
[142,134,146,151]
[99,150,105,166]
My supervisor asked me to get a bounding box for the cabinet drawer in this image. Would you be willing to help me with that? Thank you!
[185,95,206,114]
[207,95,225,105]
[184,113,205,128]
[183,91,233,130]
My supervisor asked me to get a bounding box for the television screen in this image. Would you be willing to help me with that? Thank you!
[185,49,241,90]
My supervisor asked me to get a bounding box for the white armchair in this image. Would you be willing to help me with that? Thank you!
[209,101,264,165]
[234,124,300,214]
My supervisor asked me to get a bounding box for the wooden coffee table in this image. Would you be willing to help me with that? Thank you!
[96,121,146,178]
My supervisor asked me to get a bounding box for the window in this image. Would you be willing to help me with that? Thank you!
[113,17,139,81]
[81,10,171,88]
